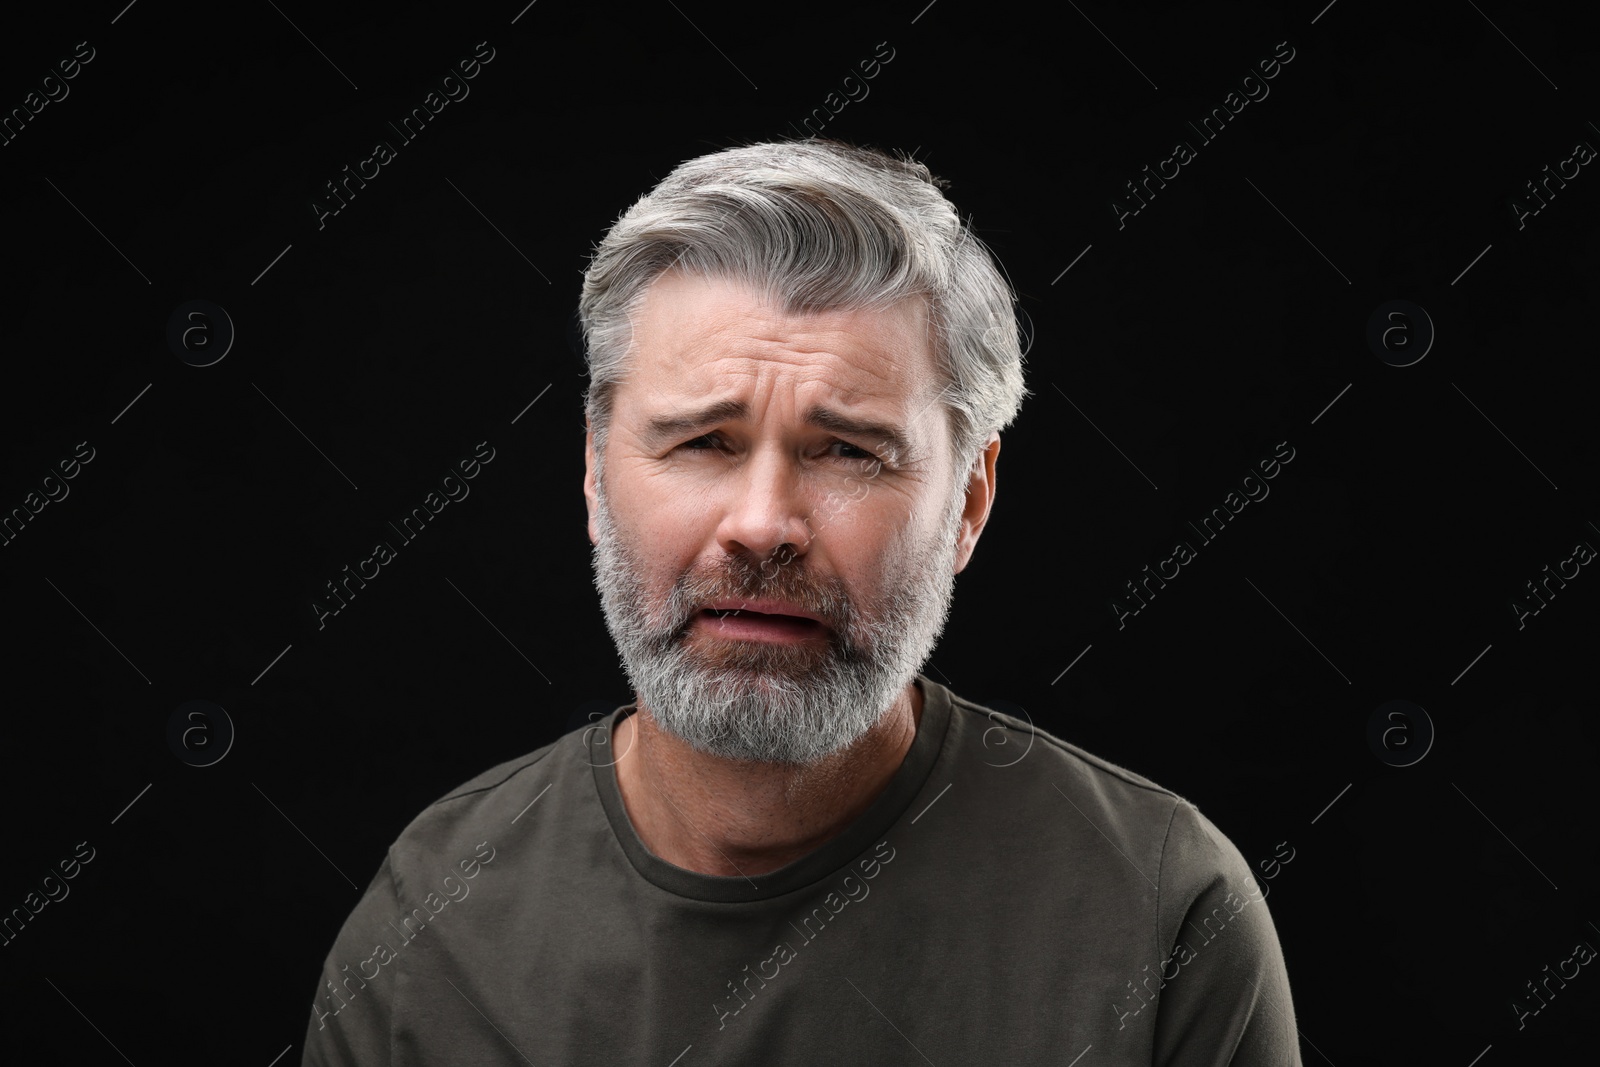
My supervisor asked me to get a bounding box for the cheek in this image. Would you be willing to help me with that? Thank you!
[652,494,719,557]
[612,466,696,535]
[882,490,946,550]
[613,490,712,596]
[828,497,919,585]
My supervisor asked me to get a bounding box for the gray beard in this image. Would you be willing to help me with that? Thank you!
[589,464,966,766]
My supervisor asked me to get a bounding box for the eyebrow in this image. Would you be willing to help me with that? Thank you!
[640,400,914,463]
[803,405,914,464]
[639,399,746,450]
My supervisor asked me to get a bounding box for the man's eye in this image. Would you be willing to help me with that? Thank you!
[830,441,879,462]
[674,436,879,462]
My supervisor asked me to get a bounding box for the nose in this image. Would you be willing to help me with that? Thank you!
[714,446,813,566]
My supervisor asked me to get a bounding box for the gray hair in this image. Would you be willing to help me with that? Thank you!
[577,139,1030,481]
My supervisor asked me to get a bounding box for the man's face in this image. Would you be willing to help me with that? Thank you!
[584,270,991,765]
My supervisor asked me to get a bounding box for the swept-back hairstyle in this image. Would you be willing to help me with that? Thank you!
[578,139,1029,481]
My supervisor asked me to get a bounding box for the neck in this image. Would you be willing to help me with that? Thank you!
[611,679,924,877]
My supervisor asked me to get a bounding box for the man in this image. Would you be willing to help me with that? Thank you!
[302,139,1301,1065]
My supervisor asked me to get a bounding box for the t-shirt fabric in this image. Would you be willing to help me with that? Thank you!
[301,675,1302,1065]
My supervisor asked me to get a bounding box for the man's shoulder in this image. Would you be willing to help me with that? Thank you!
[945,690,1190,807]
[379,726,591,880]
[431,733,571,805]
[943,689,1241,880]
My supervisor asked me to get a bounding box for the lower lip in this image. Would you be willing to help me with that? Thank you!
[694,610,828,643]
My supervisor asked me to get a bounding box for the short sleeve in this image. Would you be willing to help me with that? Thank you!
[301,851,400,1067]
[1152,800,1302,1066]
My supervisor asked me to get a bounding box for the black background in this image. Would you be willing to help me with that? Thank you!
[2,0,1596,1063]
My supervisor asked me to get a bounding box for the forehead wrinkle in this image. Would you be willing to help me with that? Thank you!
[622,272,947,461]
[636,272,928,371]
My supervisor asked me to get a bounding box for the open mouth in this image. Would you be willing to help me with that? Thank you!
[703,607,801,619]
[696,608,826,641]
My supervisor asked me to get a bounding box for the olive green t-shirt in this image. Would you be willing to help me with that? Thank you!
[302,676,1301,1065]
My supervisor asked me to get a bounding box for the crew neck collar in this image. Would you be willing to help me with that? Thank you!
[589,674,953,903]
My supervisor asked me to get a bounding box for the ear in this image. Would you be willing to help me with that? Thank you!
[583,420,600,546]
[952,433,1000,575]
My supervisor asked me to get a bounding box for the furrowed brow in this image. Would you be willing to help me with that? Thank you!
[639,399,749,450]
[802,406,914,464]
